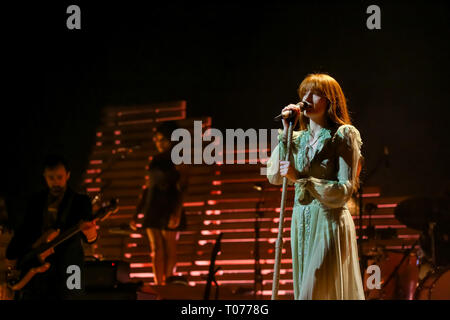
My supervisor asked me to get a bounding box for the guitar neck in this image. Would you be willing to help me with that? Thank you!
[19,221,86,269]
[37,222,84,253]
[36,206,116,254]
[36,204,118,254]
[17,200,117,271]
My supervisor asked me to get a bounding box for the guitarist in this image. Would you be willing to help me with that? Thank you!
[5,155,97,300]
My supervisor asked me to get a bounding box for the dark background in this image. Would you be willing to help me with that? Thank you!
[2,1,450,226]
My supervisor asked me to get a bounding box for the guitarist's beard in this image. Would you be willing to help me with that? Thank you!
[49,186,65,198]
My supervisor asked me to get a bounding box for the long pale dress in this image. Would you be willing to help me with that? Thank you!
[266,124,365,300]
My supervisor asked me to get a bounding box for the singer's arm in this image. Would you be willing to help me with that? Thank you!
[266,129,302,185]
[132,169,164,224]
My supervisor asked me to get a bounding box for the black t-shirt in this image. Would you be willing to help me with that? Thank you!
[137,151,185,230]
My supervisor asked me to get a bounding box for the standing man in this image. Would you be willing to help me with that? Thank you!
[6,155,97,299]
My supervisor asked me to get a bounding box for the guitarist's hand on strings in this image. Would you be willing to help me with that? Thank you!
[81,221,97,243]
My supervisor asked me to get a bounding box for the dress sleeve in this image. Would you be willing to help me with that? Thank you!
[299,125,362,208]
[266,129,302,186]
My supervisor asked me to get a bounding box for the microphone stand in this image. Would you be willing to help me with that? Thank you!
[357,150,388,277]
[357,185,365,276]
[380,239,419,299]
[253,184,264,299]
[271,118,294,300]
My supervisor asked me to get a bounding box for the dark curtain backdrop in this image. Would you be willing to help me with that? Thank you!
[2,1,450,227]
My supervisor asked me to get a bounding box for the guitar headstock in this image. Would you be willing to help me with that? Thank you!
[93,197,119,222]
[91,193,104,211]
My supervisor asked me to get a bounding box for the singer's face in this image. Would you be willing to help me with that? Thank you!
[301,90,328,120]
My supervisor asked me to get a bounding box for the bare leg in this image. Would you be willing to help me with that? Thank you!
[162,230,179,278]
[146,228,166,285]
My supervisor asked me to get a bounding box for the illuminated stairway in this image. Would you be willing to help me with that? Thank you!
[83,102,420,300]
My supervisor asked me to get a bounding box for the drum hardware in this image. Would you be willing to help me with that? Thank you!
[395,196,450,267]
[379,240,419,299]
[364,203,377,239]
[357,151,389,276]
[428,222,436,267]
[392,195,450,299]
[364,245,420,300]
[414,266,450,300]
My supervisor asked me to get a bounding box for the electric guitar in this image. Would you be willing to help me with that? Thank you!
[7,197,118,291]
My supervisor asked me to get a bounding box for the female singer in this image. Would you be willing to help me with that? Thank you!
[266,73,365,299]
[131,122,188,285]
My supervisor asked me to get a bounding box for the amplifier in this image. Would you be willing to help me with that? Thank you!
[84,260,131,289]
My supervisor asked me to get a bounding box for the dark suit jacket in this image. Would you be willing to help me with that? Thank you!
[6,187,94,299]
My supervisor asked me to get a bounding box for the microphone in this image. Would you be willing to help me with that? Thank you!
[273,102,312,121]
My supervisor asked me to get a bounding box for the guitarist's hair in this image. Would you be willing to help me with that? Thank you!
[43,154,70,172]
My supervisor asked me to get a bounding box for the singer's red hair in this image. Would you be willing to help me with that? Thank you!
[297,73,351,131]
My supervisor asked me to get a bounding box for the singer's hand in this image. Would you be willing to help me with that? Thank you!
[279,160,299,182]
[281,104,300,133]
